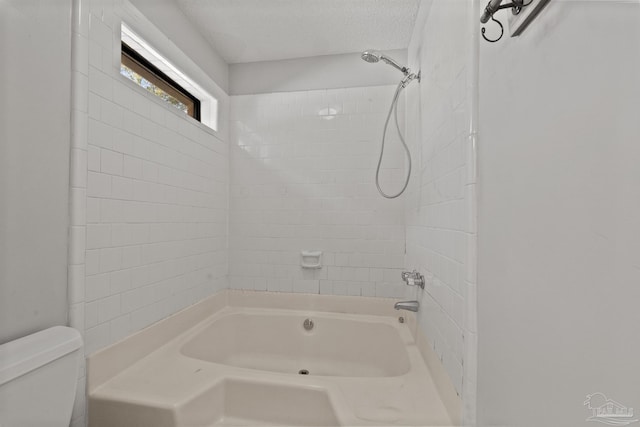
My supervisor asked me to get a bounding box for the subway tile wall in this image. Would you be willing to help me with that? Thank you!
[405,0,477,418]
[67,3,476,426]
[82,13,229,355]
[68,1,229,425]
[228,87,407,297]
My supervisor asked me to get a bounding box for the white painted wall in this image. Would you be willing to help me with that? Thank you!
[229,86,407,297]
[0,0,72,344]
[229,50,408,95]
[477,2,640,426]
[404,0,478,422]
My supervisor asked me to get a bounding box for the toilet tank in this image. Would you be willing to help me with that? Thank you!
[0,326,83,427]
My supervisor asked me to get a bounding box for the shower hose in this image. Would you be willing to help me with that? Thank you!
[375,79,412,199]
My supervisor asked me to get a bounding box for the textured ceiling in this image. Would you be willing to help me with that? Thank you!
[174,0,420,64]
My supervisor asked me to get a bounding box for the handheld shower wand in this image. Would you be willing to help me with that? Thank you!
[361,50,410,75]
[361,50,420,199]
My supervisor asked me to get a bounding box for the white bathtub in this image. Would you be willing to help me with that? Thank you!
[88,290,455,427]
[181,311,411,377]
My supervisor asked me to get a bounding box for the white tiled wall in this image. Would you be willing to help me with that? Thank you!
[82,1,229,354]
[67,2,476,426]
[405,0,478,421]
[228,87,407,297]
[68,1,229,425]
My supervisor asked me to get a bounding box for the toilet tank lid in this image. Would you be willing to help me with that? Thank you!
[0,326,83,386]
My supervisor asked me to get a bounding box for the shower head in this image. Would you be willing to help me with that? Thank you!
[361,50,381,63]
[361,50,409,75]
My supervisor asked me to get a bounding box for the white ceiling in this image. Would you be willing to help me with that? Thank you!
[174,0,420,64]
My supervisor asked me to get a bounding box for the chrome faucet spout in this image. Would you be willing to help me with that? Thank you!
[394,300,420,312]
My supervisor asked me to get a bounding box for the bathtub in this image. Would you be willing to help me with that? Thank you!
[181,311,411,377]
[88,290,454,427]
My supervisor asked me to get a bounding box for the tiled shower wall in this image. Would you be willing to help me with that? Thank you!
[405,0,478,422]
[228,87,407,297]
[82,0,228,355]
[68,1,228,425]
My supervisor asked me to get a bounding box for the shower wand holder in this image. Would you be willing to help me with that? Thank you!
[401,71,421,88]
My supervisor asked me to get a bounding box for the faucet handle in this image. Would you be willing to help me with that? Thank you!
[401,270,425,289]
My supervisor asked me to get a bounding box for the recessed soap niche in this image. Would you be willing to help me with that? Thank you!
[300,251,322,269]
[509,0,551,37]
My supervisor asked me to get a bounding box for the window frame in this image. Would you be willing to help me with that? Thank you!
[120,41,201,121]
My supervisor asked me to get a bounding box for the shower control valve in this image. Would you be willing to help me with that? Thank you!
[401,270,425,289]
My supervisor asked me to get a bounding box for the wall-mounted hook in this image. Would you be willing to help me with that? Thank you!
[480,0,532,43]
[481,15,504,43]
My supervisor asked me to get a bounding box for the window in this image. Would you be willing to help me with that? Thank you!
[120,42,201,121]
[120,23,219,131]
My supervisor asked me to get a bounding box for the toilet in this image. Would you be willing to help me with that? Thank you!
[0,326,83,426]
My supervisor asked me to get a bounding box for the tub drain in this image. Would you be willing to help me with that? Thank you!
[303,318,314,331]
[298,369,309,375]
